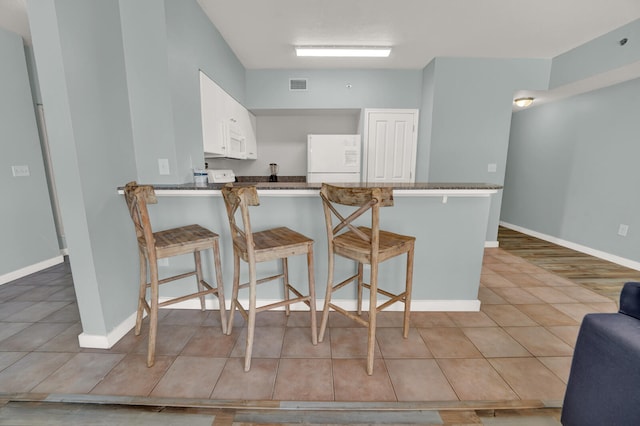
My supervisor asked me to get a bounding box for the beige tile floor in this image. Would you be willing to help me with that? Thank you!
[0,247,618,408]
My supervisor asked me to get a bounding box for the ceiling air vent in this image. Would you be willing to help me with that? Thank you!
[289,78,308,91]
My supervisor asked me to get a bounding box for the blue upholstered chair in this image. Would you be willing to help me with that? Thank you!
[561,281,640,426]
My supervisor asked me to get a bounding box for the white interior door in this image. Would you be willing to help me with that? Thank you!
[364,109,418,183]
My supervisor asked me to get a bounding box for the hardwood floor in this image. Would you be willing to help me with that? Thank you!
[498,226,640,302]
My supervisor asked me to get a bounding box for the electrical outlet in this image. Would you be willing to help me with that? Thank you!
[11,165,30,177]
[618,224,629,237]
[488,163,497,173]
[158,258,169,266]
[158,158,170,175]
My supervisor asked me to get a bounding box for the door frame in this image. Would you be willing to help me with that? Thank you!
[361,108,419,183]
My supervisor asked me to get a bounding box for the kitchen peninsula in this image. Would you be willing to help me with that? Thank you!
[121,182,500,311]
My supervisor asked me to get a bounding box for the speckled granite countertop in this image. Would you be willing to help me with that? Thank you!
[141,181,503,191]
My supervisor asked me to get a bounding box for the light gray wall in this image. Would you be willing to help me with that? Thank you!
[416,60,436,181]
[117,0,247,184]
[209,112,360,177]
[119,0,177,184]
[502,77,640,263]
[26,0,248,338]
[28,0,140,334]
[23,45,42,104]
[246,69,423,110]
[424,57,551,242]
[0,27,60,279]
[551,18,640,89]
[144,193,492,302]
[165,0,246,182]
[166,0,245,103]
[236,69,423,179]
[22,44,65,248]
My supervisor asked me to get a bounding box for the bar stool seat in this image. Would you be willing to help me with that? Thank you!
[222,184,317,372]
[123,182,226,367]
[151,224,219,257]
[318,183,416,375]
[233,226,312,262]
[333,227,415,263]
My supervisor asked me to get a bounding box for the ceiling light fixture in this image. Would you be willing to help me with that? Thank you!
[514,97,534,108]
[295,46,391,58]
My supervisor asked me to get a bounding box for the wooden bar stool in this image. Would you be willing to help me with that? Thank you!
[221,184,317,372]
[318,183,416,375]
[123,181,226,367]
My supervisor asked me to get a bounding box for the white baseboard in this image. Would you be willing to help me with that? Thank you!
[485,241,499,248]
[500,221,640,271]
[78,310,138,349]
[0,255,65,286]
[410,299,481,311]
[157,297,224,310]
[162,297,481,312]
[76,297,480,348]
[320,299,480,312]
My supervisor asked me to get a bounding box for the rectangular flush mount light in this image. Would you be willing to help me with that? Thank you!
[295,46,391,57]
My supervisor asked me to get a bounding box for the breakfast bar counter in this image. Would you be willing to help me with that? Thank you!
[120,182,500,311]
[139,181,500,196]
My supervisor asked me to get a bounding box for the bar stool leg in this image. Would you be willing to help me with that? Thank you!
[403,246,415,338]
[318,254,335,343]
[282,258,290,316]
[212,239,227,332]
[194,250,206,311]
[135,250,147,336]
[366,261,379,376]
[147,259,160,368]
[307,247,318,345]
[357,262,364,315]
[226,253,241,335]
[244,260,258,372]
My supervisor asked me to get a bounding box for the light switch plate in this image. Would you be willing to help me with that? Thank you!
[158,158,170,175]
[618,224,629,237]
[12,165,30,177]
[488,163,497,173]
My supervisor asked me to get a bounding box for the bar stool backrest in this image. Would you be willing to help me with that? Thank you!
[320,184,394,253]
[221,184,260,258]
[124,182,158,260]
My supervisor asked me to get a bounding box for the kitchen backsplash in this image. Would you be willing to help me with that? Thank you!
[236,175,306,183]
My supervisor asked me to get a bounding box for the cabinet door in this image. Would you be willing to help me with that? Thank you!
[223,96,247,159]
[199,71,226,156]
[223,94,258,159]
[364,109,418,183]
[221,89,239,124]
[244,111,257,159]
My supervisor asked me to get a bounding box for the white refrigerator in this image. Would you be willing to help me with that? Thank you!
[306,134,361,183]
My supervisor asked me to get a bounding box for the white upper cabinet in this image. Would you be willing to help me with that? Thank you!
[245,111,257,159]
[200,71,226,156]
[199,71,257,160]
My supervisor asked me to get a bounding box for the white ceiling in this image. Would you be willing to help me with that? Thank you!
[0,0,29,42]
[3,0,640,105]
[196,0,640,70]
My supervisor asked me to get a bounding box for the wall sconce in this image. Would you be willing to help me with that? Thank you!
[514,97,534,108]
[295,46,391,57]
